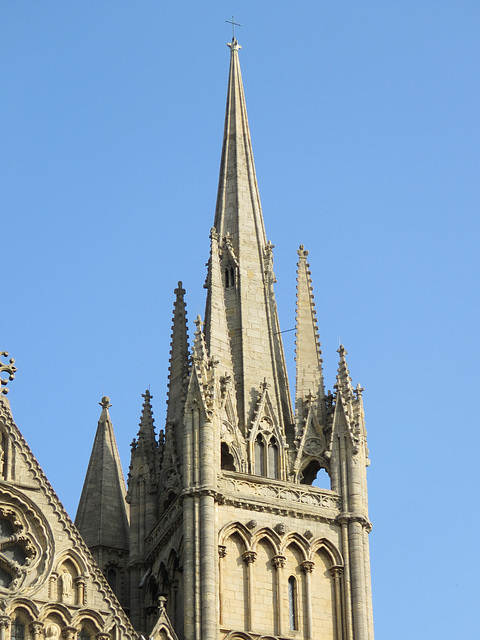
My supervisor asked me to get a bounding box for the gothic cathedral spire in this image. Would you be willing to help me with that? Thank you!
[204,37,293,436]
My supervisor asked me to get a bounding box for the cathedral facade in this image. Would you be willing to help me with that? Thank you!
[0,39,374,640]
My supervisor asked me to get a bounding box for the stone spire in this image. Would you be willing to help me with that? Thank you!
[295,245,324,428]
[75,396,129,553]
[207,38,293,434]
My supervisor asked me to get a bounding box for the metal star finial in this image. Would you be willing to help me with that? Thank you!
[0,352,17,395]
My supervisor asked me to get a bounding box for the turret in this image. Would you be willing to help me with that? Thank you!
[75,396,130,609]
[126,389,159,632]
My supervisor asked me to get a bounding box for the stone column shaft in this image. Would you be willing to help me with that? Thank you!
[200,418,217,640]
[349,520,368,640]
[0,617,10,640]
[301,561,314,640]
[272,556,285,636]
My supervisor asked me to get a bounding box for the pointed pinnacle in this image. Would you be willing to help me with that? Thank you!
[335,345,354,400]
[138,389,155,438]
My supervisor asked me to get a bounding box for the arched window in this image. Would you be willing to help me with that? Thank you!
[254,436,265,476]
[11,618,25,640]
[268,438,278,479]
[225,265,235,288]
[288,576,298,631]
[221,442,236,471]
[107,567,117,593]
[300,460,331,489]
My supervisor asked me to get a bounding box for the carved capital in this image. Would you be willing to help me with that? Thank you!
[0,618,10,631]
[95,634,110,640]
[242,550,256,565]
[329,565,344,578]
[74,575,86,586]
[271,555,286,570]
[218,545,227,558]
[61,627,77,640]
[301,560,315,574]
[29,622,44,636]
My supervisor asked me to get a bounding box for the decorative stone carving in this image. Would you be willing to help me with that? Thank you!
[46,623,60,640]
[0,352,17,395]
[0,487,53,595]
[274,523,286,535]
[246,520,257,530]
[61,627,77,640]
[304,529,314,540]
[242,551,256,564]
[271,555,286,569]
[218,545,227,558]
[329,565,344,578]
[60,569,73,601]
[219,475,341,514]
[301,560,314,574]
[0,618,10,630]
[29,622,44,640]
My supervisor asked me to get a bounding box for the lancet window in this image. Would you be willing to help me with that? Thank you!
[225,265,236,288]
[288,576,298,631]
[254,433,279,479]
[107,567,117,593]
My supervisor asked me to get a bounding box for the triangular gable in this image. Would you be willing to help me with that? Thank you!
[0,396,137,639]
[148,598,179,640]
[249,384,285,447]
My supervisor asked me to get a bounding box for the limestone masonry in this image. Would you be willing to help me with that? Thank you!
[0,38,374,640]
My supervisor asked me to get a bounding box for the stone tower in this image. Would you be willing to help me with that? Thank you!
[79,37,375,640]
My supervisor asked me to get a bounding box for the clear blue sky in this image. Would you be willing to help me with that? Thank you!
[2,3,479,638]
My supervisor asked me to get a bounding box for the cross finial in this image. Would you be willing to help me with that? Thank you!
[226,15,241,40]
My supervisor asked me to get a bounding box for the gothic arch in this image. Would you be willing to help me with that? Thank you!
[224,633,253,640]
[297,456,330,485]
[309,537,343,566]
[54,549,88,577]
[218,522,251,549]
[7,601,37,622]
[220,439,241,472]
[151,623,177,640]
[280,532,309,559]
[39,603,71,626]
[71,610,103,631]
[250,527,281,555]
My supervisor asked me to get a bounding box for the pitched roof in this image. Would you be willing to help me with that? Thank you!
[75,396,130,552]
